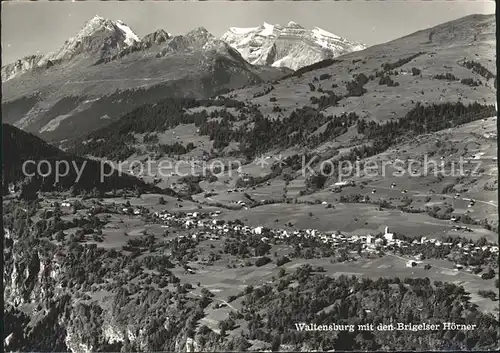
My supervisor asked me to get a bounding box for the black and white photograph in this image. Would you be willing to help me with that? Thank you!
[2,0,498,351]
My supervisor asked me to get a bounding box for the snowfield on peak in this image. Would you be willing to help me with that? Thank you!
[229,26,259,35]
[258,22,277,37]
[312,27,342,40]
[115,20,141,46]
[74,15,114,39]
[221,21,365,70]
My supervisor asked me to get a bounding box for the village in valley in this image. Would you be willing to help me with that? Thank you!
[4,112,499,350]
[14,182,498,309]
[2,5,499,351]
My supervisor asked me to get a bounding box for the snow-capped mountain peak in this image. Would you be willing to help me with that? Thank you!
[2,17,364,83]
[187,27,213,37]
[287,21,304,29]
[2,16,142,82]
[77,15,114,38]
[221,21,366,70]
[46,16,141,64]
[69,15,140,48]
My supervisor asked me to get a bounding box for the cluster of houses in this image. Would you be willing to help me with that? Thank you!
[330,180,355,193]
[43,197,499,273]
[48,200,73,208]
[122,207,142,216]
[148,210,499,270]
[483,132,497,140]
[451,224,473,232]
[230,200,248,208]
[42,195,498,275]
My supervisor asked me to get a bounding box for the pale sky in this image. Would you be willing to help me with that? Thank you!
[1,1,496,64]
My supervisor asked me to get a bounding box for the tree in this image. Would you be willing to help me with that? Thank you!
[19,182,39,201]
[306,174,327,190]
[478,290,497,301]
[201,288,214,298]
[476,237,487,247]
[271,335,281,351]
[233,336,251,351]
[255,256,272,267]
[481,268,495,280]
[55,230,65,242]
[278,268,286,278]
[276,256,290,267]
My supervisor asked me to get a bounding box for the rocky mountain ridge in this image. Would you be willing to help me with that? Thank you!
[221,21,366,70]
[2,17,363,82]
[2,15,140,82]
[1,17,289,142]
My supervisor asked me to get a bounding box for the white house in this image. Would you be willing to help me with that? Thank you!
[253,226,263,235]
[374,238,384,246]
[384,227,394,241]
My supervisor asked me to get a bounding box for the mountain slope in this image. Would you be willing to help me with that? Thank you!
[67,14,496,164]
[219,13,496,127]
[221,21,366,70]
[2,123,167,197]
[1,18,289,143]
[2,14,499,353]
